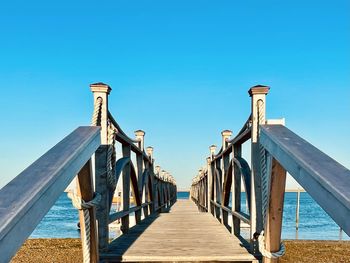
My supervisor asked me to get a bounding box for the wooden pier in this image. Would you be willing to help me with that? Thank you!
[101,199,257,262]
[1,83,349,263]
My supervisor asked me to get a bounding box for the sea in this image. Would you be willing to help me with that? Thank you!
[30,191,349,240]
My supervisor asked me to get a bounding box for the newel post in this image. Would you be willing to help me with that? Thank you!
[154,165,161,211]
[135,130,146,218]
[221,130,232,227]
[90,82,111,252]
[206,157,212,213]
[249,85,270,253]
[209,145,219,218]
[146,146,154,215]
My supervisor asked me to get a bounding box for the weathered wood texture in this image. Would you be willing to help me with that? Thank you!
[101,199,257,262]
[264,158,287,263]
[260,124,350,236]
[77,160,99,263]
[0,126,100,263]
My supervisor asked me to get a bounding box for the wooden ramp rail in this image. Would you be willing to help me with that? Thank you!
[0,126,101,263]
[90,83,177,260]
[191,85,350,263]
[0,83,176,263]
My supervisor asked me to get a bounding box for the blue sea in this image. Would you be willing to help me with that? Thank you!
[30,192,349,240]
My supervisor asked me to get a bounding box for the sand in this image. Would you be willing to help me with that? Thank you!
[11,239,350,263]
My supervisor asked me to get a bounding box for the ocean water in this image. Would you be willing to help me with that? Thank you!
[30,192,349,240]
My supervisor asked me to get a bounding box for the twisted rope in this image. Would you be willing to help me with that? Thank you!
[68,192,101,263]
[107,123,117,189]
[257,99,285,259]
[91,96,117,189]
[258,231,286,259]
[91,97,103,126]
[257,99,269,225]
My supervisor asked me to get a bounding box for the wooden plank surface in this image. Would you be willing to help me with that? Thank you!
[101,200,257,262]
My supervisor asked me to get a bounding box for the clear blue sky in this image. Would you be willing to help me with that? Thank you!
[0,1,349,190]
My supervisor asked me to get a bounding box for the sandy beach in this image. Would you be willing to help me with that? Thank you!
[11,239,350,263]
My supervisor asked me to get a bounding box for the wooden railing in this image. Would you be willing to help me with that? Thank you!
[0,83,176,263]
[0,127,101,263]
[90,83,177,256]
[190,85,350,263]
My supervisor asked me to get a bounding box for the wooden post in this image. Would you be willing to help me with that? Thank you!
[263,158,286,263]
[232,143,242,236]
[210,145,217,217]
[145,146,154,216]
[221,130,232,228]
[249,85,270,253]
[90,82,111,252]
[121,144,131,233]
[296,188,300,230]
[215,157,223,222]
[154,165,161,211]
[160,170,166,212]
[206,157,212,213]
[135,130,145,222]
[77,160,99,263]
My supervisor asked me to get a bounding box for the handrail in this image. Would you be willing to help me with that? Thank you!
[107,111,139,144]
[191,85,349,262]
[90,83,177,255]
[210,114,252,162]
[260,124,350,236]
[0,126,101,262]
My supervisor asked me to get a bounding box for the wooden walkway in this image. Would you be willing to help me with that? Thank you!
[101,200,257,262]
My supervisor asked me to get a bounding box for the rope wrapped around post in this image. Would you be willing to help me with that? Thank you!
[91,97,103,126]
[107,123,118,189]
[68,192,101,263]
[258,99,269,225]
[257,98,286,259]
[258,231,286,259]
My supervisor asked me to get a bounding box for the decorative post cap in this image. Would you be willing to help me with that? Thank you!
[209,145,217,152]
[90,82,112,94]
[161,170,166,180]
[135,130,145,145]
[248,85,270,97]
[134,130,145,137]
[146,146,153,156]
[221,129,232,138]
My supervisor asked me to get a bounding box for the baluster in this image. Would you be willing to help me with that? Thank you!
[206,157,212,213]
[90,83,111,251]
[121,144,131,233]
[221,130,232,229]
[155,166,161,211]
[145,146,154,216]
[232,143,242,236]
[209,145,217,217]
[249,85,270,253]
[160,170,166,212]
[215,157,222,222]
[134,130,145,223]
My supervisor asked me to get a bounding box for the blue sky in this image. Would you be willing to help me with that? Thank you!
[0,1,349,189]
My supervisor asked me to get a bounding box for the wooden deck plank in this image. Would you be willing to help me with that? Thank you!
[101,200,257,262]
